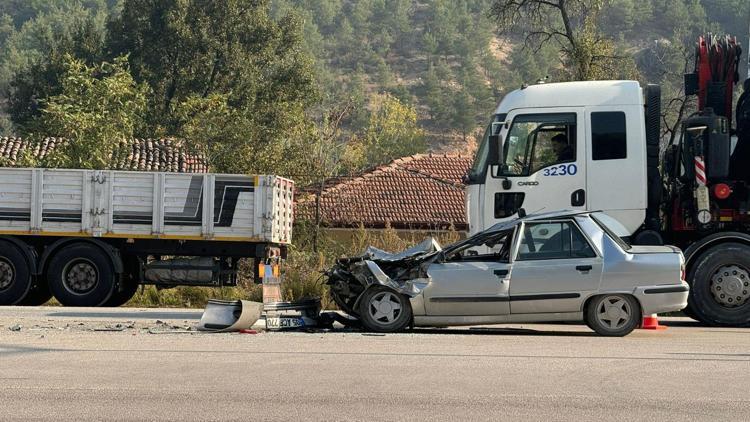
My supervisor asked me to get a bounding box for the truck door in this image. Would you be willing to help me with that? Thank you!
[484,108,586,224]
[584,106,646,233]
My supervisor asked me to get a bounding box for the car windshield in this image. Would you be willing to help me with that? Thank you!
[590,212,631,250]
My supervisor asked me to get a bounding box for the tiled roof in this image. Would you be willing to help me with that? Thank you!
[298,153,472,230]
[0,137,208,173]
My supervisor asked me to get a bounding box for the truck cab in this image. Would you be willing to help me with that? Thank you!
[467,80,649,236]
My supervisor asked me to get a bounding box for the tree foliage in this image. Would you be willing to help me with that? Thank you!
[490,0,638,81]
[349,93,426,170]
[35,55,148,169]
[107,0,318,135]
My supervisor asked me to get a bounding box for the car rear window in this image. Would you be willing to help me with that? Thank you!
[590,213,631,251]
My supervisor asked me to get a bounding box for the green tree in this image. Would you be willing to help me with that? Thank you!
[490,0,637,81]
[1,1,109,130]
[359,93,426,167]
[107,0,318,135]
[35,55,148,169]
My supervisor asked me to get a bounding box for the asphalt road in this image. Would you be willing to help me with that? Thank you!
[1,306,749,421]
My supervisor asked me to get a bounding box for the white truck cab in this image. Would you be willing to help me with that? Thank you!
[467,80,649,236]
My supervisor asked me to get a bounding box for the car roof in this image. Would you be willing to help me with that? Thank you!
[484,209,591,234]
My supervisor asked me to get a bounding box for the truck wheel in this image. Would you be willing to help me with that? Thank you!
[357,287,412,333]
[104,280,139,307]
[585,294,640,337]
[688,243,750,326]
[47,244,116,307]
[0,241,32,305]
[18,282,52,306]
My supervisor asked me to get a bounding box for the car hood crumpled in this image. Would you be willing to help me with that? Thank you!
[326,237,443,315]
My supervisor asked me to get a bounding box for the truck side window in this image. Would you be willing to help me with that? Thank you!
[591,112,627,160]
[501,113,577,176]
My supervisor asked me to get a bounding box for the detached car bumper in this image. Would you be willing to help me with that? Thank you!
[633,283,690,315]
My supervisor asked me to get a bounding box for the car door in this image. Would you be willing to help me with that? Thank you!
[422,260,511,316]
[508,219,603,314]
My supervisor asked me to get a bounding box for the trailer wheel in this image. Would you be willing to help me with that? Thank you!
[47,244,116,307]
[688,243,750,326]
[104,280,139,307]
[18,282,52,306]
[357,286,412,333]
[103,255,140,307]
[0,241,32,305]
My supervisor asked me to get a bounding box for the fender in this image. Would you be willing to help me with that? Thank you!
[683,231,750,266]
[0,236,39,275]
[39,238,124,275]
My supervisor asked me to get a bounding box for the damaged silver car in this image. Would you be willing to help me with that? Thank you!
[327,210,689,336]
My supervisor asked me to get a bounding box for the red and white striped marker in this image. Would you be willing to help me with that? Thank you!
[695,156,706,185]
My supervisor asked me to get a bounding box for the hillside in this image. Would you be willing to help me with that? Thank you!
[0,0,748,162]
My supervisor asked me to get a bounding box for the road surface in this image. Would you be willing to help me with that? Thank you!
[0,306,748,421]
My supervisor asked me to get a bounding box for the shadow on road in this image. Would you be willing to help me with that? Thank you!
[46,311,203,320]
[406,327,598,337]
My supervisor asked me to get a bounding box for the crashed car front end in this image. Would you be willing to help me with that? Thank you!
[326,238,441,317]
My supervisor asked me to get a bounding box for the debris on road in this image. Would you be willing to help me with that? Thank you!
[9,324,21,331]
[197,299,263,332]
[264,298,321,331]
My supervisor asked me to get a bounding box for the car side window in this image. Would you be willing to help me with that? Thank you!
[517,221,596,260]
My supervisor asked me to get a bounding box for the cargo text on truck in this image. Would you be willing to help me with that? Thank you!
[0,170,293,307]
[467,34,750,326]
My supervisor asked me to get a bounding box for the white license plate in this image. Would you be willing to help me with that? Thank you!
[266,317,304,329]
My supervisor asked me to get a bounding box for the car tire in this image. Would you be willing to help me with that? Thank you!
[687,243,750,326]
[585,294,640,337]
[47,244,116,307]
[357,286,412,333]
[18,281,53,306]
[0,241,33,305]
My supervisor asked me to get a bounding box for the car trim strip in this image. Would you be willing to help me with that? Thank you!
[429,293,582,303]
[643,285,689,294]
[429,296,510,303]
[510,293,581,301]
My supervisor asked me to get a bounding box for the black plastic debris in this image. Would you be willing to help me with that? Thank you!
[264,298,321,331]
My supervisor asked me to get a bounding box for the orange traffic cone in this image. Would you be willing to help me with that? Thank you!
[640,314,667,330]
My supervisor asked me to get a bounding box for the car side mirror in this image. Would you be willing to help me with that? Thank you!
[487,134,500,166]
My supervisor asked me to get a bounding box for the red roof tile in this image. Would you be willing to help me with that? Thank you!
[0,137,208,173]
[298,153,472,230]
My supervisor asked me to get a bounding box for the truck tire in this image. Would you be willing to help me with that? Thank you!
[104,280,139,307]
[47,244,116,307]
[0,241,33,305]
[18,281,53,306]
[688,243,750,326]
[357,286,412,333]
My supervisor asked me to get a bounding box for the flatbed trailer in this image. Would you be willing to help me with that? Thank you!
[0,168,294,307]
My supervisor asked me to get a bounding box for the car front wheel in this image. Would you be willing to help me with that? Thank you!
[358,287,412,333]
[586,294,640,337]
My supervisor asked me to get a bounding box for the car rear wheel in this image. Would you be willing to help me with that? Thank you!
[586,294,640,337]
[358,287,412,333]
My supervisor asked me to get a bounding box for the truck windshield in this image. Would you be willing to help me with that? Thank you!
[501,113,576,176]
[469,113,506,182]
[590,212,631,251]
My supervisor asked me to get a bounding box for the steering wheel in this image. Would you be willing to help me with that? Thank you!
[524,226,536,253]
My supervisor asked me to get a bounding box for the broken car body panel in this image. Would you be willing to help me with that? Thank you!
[327,210,689,331]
